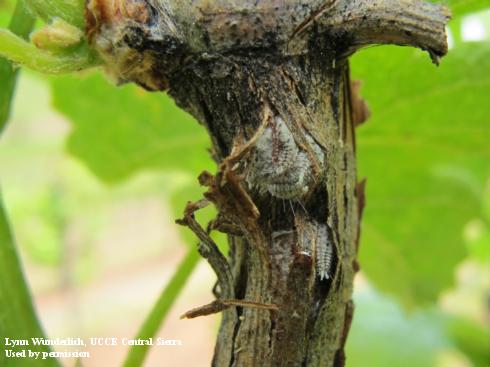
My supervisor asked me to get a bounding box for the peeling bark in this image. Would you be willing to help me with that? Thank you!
[85,1,449,365]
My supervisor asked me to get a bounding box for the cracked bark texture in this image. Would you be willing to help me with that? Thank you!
[85,0,449,365]
[172,57,360,367]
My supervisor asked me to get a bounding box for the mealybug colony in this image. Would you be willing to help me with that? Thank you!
[246,115,324,200]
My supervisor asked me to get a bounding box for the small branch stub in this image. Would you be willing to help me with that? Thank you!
[181,299,278,320]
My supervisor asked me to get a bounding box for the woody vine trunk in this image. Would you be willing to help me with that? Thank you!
[173,55,361,367]
[84,0,449,365]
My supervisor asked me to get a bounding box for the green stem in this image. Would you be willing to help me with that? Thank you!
[0,29,98,75]
[123,249,201,367]
[0,0,35,133]
[0,192,61,367]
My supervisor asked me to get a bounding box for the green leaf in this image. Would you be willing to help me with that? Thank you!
[352,42,490,306]
[443,0,490,17]
[465,217,490,263]
[50,73,214,184]
[0,194,60,367]
[25,0,85,29]
[0,1,16,29]
[446,315,490,367]
[0,0,35,132]
[346,288,450,367]
[483,179,490,222]
[348,284,490,367]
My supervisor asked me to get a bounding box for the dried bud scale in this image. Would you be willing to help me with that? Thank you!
[31,19,83,51]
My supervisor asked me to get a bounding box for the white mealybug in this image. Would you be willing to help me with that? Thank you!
[315,223,334,280]
[246,115,324,199]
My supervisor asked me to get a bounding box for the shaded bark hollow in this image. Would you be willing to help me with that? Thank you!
[85,0,449,365]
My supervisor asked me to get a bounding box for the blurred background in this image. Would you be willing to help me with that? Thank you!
[0,1,489,367]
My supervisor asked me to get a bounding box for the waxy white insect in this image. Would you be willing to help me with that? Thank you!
[246,115,324,199]
[315,223,334,280]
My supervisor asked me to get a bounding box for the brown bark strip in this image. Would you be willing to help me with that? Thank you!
[176,199,235,300]
[350,81,370,127]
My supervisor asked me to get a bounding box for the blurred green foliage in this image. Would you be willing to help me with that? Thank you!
[51,73,214,183]
[25,0,85,29]
[443,0,490,14]
[352,41,490,307]
[347,288,451,367]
